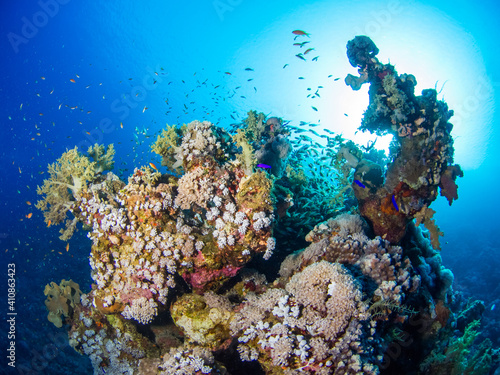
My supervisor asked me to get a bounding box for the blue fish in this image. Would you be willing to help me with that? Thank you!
[257,164,271,169]
[354,179,366,189]
[391,195,399,212]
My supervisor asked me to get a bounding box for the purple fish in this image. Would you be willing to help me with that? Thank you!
[391,195,399,212]
[257,164,271,169]
[354,179,366,189]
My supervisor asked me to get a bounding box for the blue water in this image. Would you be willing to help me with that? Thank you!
[1,0,499,374]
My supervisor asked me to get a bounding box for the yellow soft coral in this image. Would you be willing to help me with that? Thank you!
[36,145,115,240]
[44,279,81,328]
[232,128,256,176]
[87,143,115,174]
[36,147,96,226]
[151,124,185,172]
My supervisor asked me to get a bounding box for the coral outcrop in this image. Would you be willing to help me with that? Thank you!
[37,37,496,375]
[345,36,463,247]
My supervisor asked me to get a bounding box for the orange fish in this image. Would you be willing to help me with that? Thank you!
[26,201,31,205]
[66,243,69,252]
[292,30,310,36]
[149,163,158,170]
[47,220,51,227]
[41,76,45,80]
[120,122,123,128]
[26,213,33,219]
[69,79,76,83]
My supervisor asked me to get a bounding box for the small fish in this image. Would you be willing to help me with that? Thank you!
[26,213,33,219]
[293,41,310,47]
[142,106,147,113]
[47,220,51,227]
[491,304,496,311]
[149,162,158,170]
[50,89,54,94]
[311,106,318,111]
[66,243,69,252]
[224,72,232,75]
[283,64,289,69]
[120,122,123,128]
[354,180,366,189]
[69,79,76,83]
[256,164,271,169]
[244,68,254,71]
[304,48,315,55]
[41,76,45,80]
[26,201,31,205]
[292,30,310,37]
[334,77,340,81]
[295,53,306,61]
[58,103,62,110]
[312,56,319,62]
[20,103,23,110]
[392,195,399,212]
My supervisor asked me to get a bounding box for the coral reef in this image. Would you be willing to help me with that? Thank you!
[37,37,497,375]
[344,36,463,246]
